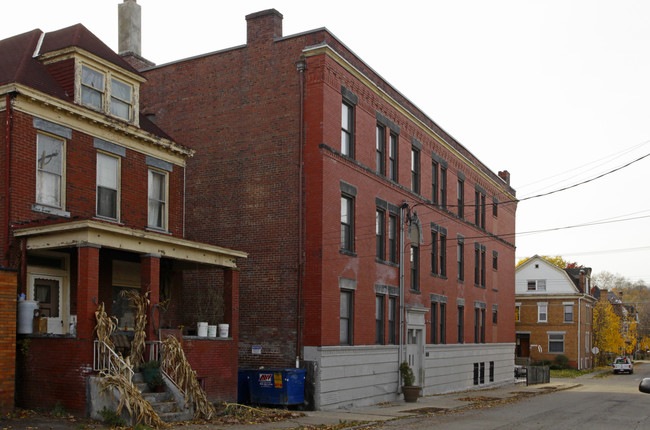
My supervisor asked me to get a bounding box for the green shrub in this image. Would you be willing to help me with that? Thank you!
[99,407,126,427]
[554,354,570,369]
[399,361,415,386]
[52,401,67,417]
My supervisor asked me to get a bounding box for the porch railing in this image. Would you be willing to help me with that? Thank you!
[93,340,134,383]
[147,340,185,395]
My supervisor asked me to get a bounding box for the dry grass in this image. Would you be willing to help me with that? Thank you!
[161,335,216,420]
[121,289,150,369]
[99,363,166,428]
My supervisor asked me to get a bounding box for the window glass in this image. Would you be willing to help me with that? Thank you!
[340,290,353,345]
[341,195,353,251]
[111,78,132,120]
[81,65,104,109]
[36,134,63,207]
[375,295,385,344]
[97,153,119,219]
[148,170,166,229]
[341,102,353,156]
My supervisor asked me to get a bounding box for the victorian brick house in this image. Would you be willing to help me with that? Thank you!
[0,23,246,414]
[515,256,596,369]
[139,7,518,408]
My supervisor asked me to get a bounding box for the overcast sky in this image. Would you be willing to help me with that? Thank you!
[4,1,650,285]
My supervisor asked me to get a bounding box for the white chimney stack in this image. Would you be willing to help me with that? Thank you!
[118,0,141,56]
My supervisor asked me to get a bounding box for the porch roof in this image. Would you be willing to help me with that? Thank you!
[13,219,247,268]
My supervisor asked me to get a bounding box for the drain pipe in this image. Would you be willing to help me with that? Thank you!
[398,202,407,383]
[3,92,15,268]
[295,58,306,367]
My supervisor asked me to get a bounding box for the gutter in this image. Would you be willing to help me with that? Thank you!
[295,58,306,366]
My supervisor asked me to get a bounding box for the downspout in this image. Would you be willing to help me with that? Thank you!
[578,296,582,369]
[3,92,15,268]
[295,58,306,367]
[398,203,406,384]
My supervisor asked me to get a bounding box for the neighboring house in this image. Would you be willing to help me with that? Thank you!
[138,7,518,409]
[0,22,246,414]
[515,256,596,369]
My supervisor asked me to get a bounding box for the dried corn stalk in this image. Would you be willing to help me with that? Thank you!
[94,302,117,349]
[161,335,216,420]
[99,364,166,429]
[121,289,150,369]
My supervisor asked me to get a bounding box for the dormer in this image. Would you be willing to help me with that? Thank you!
[39,49,144,126]
[35,24,145,127]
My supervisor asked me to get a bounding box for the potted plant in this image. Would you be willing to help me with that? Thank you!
[147,371,165,392]
[140,360,160,384]
[399,361,420,402]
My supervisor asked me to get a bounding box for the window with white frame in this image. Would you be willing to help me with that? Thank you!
[110,78,133,121]
[527,279,546,291]
[148,169,167,230]
[538,303,548,322]
[548,332,565,353]
[96,152,120,220]
[81,65,135,122]
[81,65,104,110]
[564,303,574,322]
[36,133,65,208]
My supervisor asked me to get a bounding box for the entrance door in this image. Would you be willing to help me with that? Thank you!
[517,333,530,358]
[406,328,423,386]
[30,275,64,334]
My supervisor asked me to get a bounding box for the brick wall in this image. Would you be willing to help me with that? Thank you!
[182,339,238,402]
[7,109,186,240]
[15,338,94,415]
[0,270,17,413]
[141,11,517,365]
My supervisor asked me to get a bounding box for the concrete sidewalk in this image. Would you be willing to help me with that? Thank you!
[228,379,581,429]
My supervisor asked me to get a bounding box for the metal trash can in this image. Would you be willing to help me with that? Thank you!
[246,368,306,405]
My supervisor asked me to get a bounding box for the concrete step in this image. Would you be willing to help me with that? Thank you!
[150,400,179,414]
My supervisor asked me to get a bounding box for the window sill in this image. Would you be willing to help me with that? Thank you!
[339,249,357,257]
[409,289,422,295]
[146,227,171,235]
[375,258,398,268]
[32,204,70,218]
[430,273,447,280]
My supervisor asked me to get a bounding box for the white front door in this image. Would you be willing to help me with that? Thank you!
[406,327,423,385]
[28,271,68,334]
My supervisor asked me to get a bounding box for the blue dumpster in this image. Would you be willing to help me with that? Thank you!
[246,368,306,405]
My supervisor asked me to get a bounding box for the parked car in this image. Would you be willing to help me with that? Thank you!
[613,356,633,374]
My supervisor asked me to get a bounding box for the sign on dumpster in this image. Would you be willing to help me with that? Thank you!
[258,372,283,388]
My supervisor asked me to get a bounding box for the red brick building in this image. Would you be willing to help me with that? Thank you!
[515,256,596,369]
[0,23,245,414]
[140,9,518,408]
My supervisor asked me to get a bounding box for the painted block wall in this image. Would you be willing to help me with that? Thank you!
[424,343,515,395]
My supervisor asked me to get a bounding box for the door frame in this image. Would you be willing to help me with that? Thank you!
[27,252,70,334]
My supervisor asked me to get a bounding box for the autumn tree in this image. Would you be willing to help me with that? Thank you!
[516,255,582,269]
[593,299,624,365]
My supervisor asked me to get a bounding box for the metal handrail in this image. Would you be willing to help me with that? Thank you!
[147,340,185,395]
[93,340,134,382]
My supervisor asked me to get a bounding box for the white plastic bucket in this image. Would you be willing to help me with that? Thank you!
[218,324,229,338]
[18,300,39,334]
[208,325,217,337]
[197,322,208,337]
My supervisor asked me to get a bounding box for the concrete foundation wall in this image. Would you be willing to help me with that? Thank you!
[424,343,515,395]
[304,345,400,410]
[306,342,515,410]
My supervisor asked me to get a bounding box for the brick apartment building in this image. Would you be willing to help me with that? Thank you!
[138,7,518,408]
[515,256,596,369]
[0,22,245,414]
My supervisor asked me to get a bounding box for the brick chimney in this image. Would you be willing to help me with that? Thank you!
[498,170,510,185]
[118,0,141,56]
[246,9,283,45]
